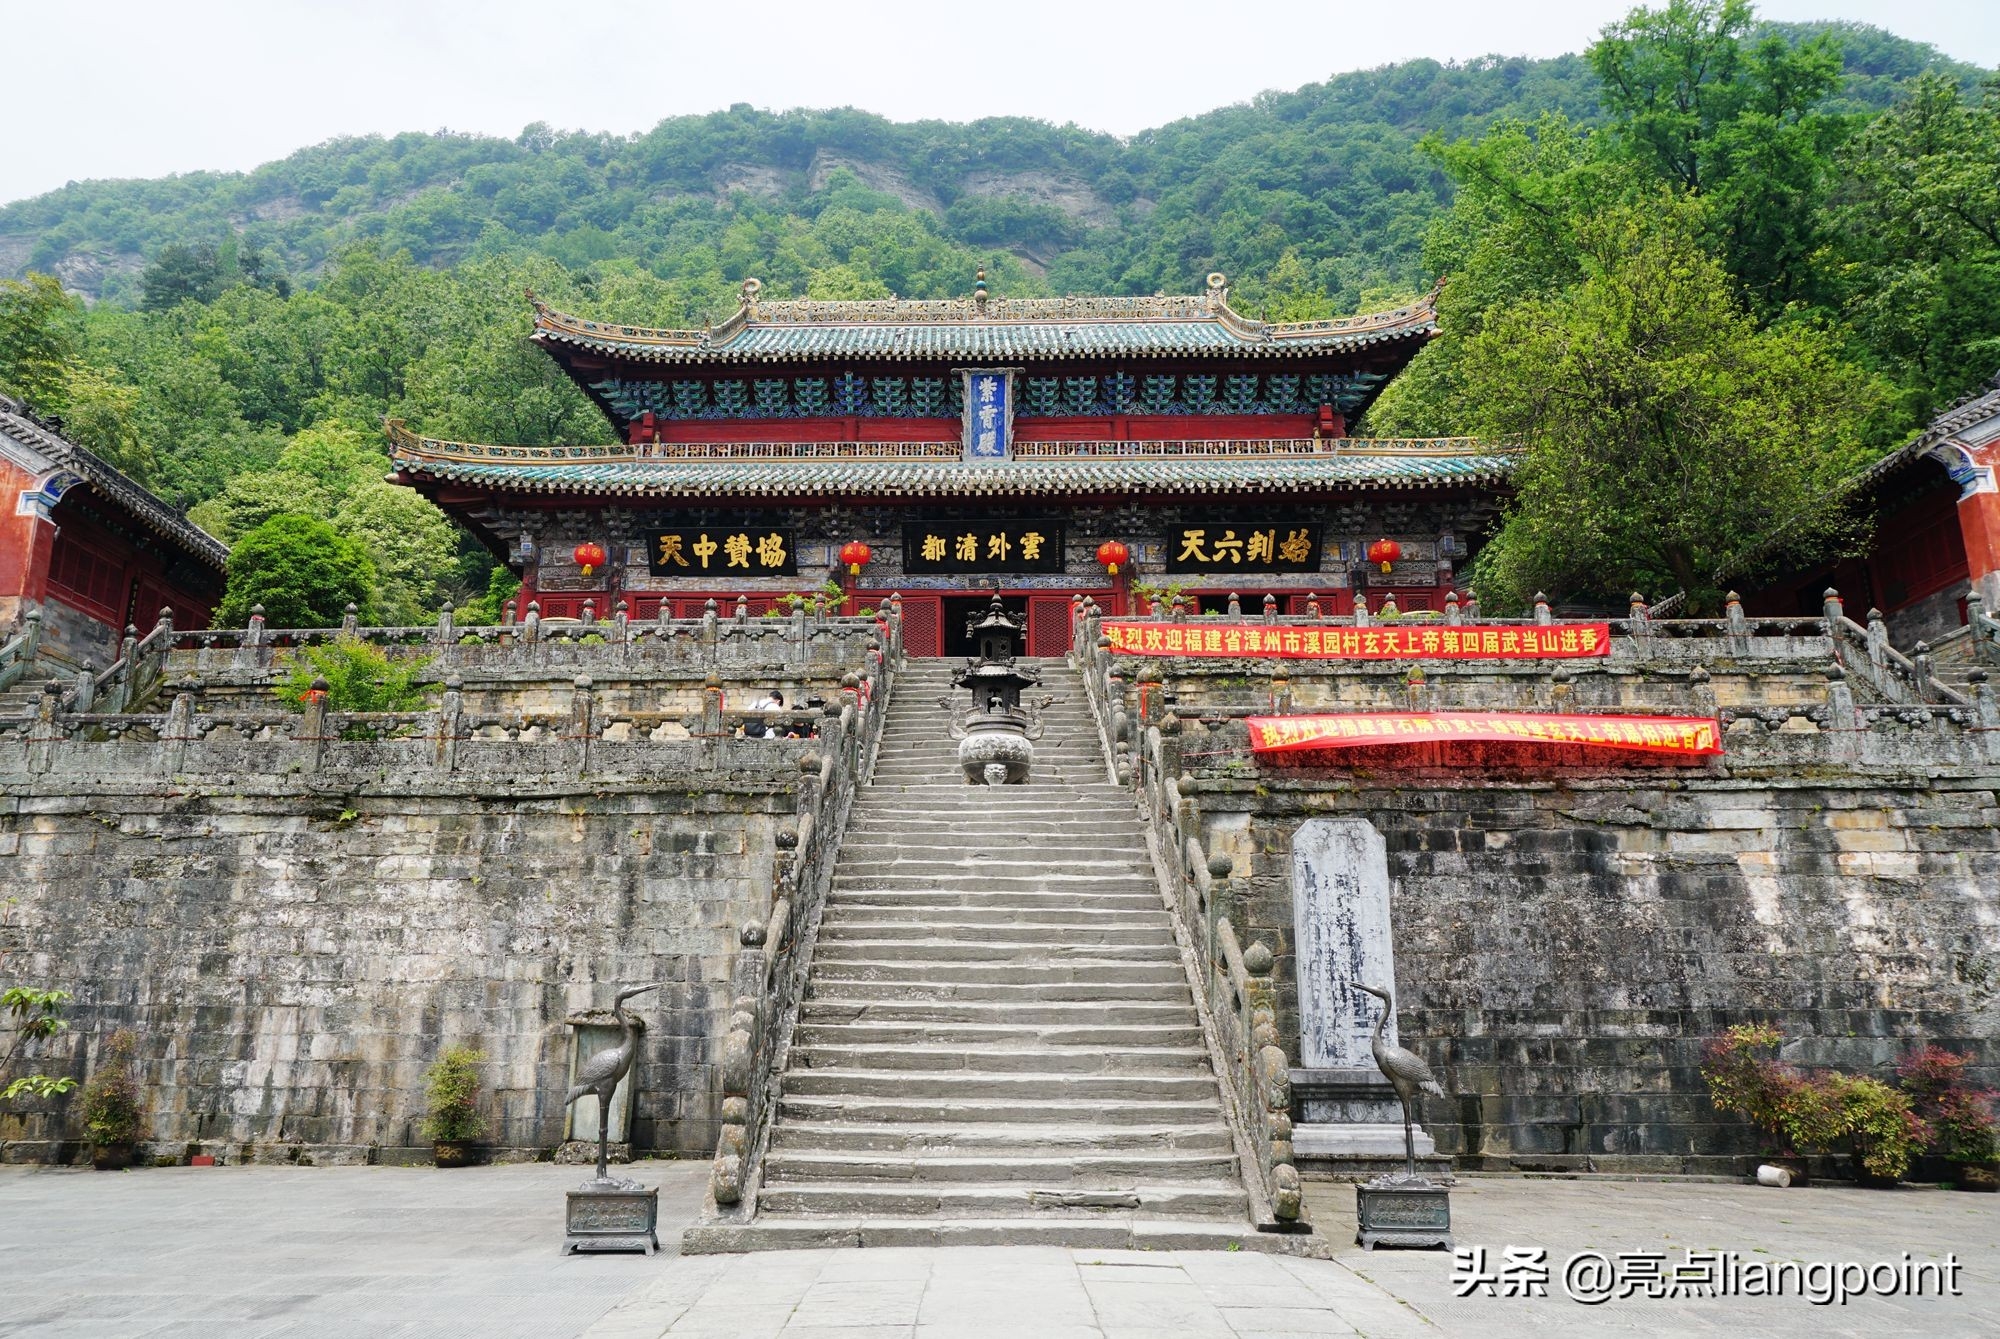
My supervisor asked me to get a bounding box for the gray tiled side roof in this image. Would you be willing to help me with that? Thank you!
[0,396,227,569]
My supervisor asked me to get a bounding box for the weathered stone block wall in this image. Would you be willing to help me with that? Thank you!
[1114,633,2000,1173]
[0,782,787,1165]
[1199,777,2000,1172]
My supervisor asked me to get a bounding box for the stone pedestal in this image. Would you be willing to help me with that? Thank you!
[563,1179,660,1255]
[1292,1068,1448,1181]
[1355,1178,1452,1250]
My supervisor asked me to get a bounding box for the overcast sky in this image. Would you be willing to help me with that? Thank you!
[2,0,1994,206]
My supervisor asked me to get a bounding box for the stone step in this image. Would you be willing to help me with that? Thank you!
[823,891,1162,914]
[781,1070,1219,1101]
[789,1044,1212,1074]
[828,867,1152,887]
[816,921,1175,948]
[821,904,1165,928]
[769,1120,1233,1155]
[762,1150,1241,1185]
[754,1182,1249,1220]
[791,1020,1202,1048]
[826,876,1162,895]
[805,978,1188,1003]
[777,1093,1225,1126]
[798,999,1198,1026]
[808,960,1188,987]
[812,944,1181,970]
[681,1216,1303,1255]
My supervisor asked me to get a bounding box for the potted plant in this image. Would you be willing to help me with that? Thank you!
[1898,1046,1998,1192]
[420,1045,487,1166]
[81,1029,142,1170]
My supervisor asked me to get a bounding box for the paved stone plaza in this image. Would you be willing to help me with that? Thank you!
[0,1162,1992,1338]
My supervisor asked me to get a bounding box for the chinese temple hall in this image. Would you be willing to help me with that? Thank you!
[389,273,1519,656]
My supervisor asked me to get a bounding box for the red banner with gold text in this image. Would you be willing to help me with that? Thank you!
[1246,713,1721,755]
[1101,621,1609,660]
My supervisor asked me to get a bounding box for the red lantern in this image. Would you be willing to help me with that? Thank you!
[839,540,872,575]
[1096,539,1129,576]
[572,542,606,578]
[1367,537,1401,575]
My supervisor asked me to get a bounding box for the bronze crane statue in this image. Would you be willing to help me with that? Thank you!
[1352,982,1445,1181]
[564,984,659,1182]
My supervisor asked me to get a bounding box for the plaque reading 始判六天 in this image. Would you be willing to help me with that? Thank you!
[647,528,797,577]
[1165,524,1322,573]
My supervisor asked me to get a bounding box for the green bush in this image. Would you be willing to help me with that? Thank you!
[419,1045,487,1143]
[81,1029,142,1146]
[1701,1024,1927,1181]
[280,637,431,712]
[215,514,378,629]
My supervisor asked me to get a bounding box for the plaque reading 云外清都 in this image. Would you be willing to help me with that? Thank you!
[647,528,797,577]
[1165,524,1322,573]
[902,522,1064,574]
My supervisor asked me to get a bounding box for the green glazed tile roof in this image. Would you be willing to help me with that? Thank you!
[528,279,1441,366]
[387,428,1517,499]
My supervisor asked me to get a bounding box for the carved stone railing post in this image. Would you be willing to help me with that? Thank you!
[341,603,359,638]
[523,600,542,644]
[1866,608,1890,677]
[20,607,42,662]
[28,680,61,774]
[569,674,595,776]
[614,599,630,647]
[1969,671,2000,762]
[1244,940,1302,1222]
[1726,590,1749,649]
[166,681,200,774]
[1913,641,1937,700]
[1353,595,1371,628]
[436,599,456,645]
[709,917,768,1206]
[581,599,596,628]
[1533,591,1552,626]
[436,673,463,771]
[296,675,328,771]
[1822,587,1844,630]
[238,605,267,671]
[72,661,95,714]
[1444,590,1460,625]
[1463,588,1480,621]
[1226,592,1241,618]
[1307,592,1322,620]
[1263,592,1277,624]
[1967,592,1999,666]
[701,672,723,739]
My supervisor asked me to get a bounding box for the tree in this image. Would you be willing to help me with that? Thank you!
[215,514,378,629]
[331,482,461,624]
[1458,200,1884,613]
[139,241,229,311]
[1588,0,1848,309]
[1829,73,2000,421]
[0,274,81,413]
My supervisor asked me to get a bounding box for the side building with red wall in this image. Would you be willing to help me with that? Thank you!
[1745,377,2000,649]
[1,396,226,673]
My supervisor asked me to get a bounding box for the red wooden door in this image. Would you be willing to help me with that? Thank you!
[898,595,944,656]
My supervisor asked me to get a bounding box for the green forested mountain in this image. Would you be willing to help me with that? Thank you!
[1,22,1979,315]
[0,9,1995,622]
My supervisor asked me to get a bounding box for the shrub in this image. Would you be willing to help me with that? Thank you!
[280,637,431,712]
[1898,1046,1999,1166]
[81,1029,142,1146]
[215,514,378,629]
[419,1045,487,1143]
[1701,1024,1926,1180]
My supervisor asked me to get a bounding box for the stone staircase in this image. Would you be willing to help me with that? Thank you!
[686,656,1275,1251]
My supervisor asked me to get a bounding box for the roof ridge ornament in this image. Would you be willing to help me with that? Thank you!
[974,267,988,317]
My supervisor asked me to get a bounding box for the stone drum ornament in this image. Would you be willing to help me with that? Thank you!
[1350,981,1453,1250]
[943,595,1049,784]
[561,983,662,1254]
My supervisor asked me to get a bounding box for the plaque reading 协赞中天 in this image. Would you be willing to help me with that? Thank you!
[1166,524,1322,573]
[648,528,797,577]
[902,523,1064,574]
